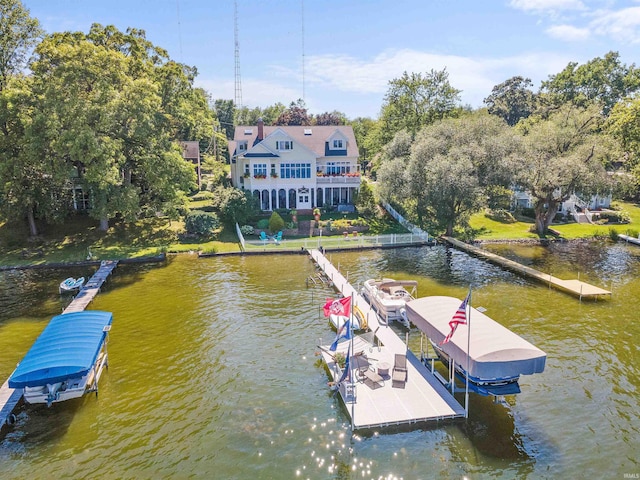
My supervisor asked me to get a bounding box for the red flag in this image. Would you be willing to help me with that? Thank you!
[440,292,470,345]
[323,297,351,318]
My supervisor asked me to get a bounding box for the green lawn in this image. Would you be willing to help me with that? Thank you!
[469,201,640,241]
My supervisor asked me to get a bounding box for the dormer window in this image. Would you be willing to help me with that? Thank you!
[333,139,344,149]
[244,129,253,135]
[276,140,293,151]
[238,141,247,151]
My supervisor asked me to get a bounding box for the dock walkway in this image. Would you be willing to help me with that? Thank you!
[442,237,611,300]
[619,234,640,247]
[309,249,465,430]
[1,260,118,431]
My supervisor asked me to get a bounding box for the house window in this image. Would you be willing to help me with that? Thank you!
[325,161,350,175]
[74,187,90,211]
[253,164,267,177]
[280,163,311,179]
[333,139,344,149]
[238,141,247,151]
[276,140,293,151]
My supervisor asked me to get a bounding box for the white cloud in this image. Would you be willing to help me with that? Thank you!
[546,23,591,40]
[197,49,573,117]
[589,6,640,43]
[294,49,570,107]
[509,0,587,14]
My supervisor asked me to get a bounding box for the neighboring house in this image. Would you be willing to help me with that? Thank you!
[181,141,201,188]
[229,119,360,211]
[511,187,612,220]
[70,140,202,213]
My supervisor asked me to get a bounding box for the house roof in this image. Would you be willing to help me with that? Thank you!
[230,125,359,158]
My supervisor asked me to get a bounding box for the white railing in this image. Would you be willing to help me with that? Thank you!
[316,176,362,184]
[242,232,431,252]
[235,223,246,251]
[382,202,431,241]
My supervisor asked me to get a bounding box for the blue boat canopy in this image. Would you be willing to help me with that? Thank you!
[8,311,113,388]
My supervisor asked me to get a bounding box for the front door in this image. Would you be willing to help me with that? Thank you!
[297,187,311,210]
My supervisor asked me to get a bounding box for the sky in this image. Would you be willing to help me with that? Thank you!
[20,0,640,119]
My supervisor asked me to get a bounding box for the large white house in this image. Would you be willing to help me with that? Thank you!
[229,120,361,212]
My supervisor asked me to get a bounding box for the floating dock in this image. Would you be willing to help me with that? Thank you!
[0,260,118,432]
[619,234,640,247]
[309,249,465,430]
[442,237,611,300]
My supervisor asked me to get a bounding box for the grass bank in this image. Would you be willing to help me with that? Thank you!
[468,201,640,241]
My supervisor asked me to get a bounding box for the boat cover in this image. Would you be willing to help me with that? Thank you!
[406,296,545,380]
[9,311,113,388]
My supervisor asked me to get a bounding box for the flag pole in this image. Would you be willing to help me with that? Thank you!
[465,286,472,419]
[350,291,355,430]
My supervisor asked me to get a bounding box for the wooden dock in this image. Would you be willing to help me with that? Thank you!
[619,234,640,247]
[442,237,611,300]
[309,249,465,430]
[1,260,118,431]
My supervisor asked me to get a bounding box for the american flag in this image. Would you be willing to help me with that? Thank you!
[440,292,470,345]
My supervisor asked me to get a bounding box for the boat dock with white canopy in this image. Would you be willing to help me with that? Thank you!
[406,296,546,396]
[310,249,466,429]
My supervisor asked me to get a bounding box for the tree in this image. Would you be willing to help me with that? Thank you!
[484,76,536,126]
[275,99,311,126]
[540,51,640,115]
[517,104,609,235]
[608,98,640,168]
[0,0,42,92]
[30,25,199,231]
[214,99,236,139]
[0,76,71,235]
[355,179,376,218]
[378,113,521,235]
[212,185,259,225]
[379,69,461,143]
[313,110,346,126]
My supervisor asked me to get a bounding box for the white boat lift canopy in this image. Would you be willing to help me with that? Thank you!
[406,296,546,381]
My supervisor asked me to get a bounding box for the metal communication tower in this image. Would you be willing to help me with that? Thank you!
[234,0,243,109]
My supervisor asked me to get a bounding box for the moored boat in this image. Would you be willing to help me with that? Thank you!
[59,276,85,293]
[8,311,113,406]
[360,278,417,327]
[329,305,367,331]
[406,296,546,396]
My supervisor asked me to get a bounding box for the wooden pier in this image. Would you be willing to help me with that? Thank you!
[1,260,118,431]
[619,234,640,247]
[442,237,611,300]
[309,249,465,430]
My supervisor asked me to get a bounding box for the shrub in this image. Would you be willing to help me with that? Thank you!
[597,210,630,224]
[256,218,270,229]
[184,211,220,236]
[240,225,254,235]
[520,207,535,219]
[609,227,619,241]
[486,209,516,223]
[191,191,215,202]
[269,211,285,233]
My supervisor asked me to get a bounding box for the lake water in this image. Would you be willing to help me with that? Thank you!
[0,243,638,479]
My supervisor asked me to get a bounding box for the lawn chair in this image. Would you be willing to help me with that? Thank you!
[392,353,408,388]
[259,231,268,243]
[274,231,283,244]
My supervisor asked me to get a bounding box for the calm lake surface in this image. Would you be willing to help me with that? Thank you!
[0,243,639,479]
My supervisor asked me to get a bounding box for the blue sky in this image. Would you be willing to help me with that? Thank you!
[21,0,640,119]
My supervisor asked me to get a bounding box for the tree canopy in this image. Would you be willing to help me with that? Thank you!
[484,76,537,126]
[517,104,610,234]
[540,51,640,115]
[378,113,520,235]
